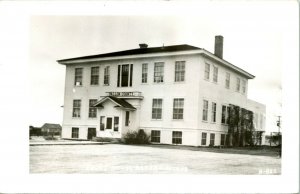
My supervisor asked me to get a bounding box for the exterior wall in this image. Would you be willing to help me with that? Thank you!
[61,52,265,146]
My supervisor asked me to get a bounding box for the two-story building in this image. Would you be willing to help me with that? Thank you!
[57,36,266,146]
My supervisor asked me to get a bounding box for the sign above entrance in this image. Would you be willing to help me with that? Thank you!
[106,91,143,99]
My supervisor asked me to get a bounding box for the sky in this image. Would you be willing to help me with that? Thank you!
[29,12,285,134]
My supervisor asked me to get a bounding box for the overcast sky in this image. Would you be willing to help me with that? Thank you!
[27,2,296,134]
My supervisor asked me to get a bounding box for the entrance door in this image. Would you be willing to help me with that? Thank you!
[87,128,96,140]
[121,64,129,87]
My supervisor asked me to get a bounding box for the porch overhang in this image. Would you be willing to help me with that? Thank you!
[93,96,136,111]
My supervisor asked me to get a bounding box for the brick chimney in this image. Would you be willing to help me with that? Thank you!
[139,43,148,49]
[214,35,223,59]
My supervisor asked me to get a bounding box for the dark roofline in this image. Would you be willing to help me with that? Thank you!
[57,44,201,63]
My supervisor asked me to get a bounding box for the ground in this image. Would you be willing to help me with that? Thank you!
[30,143,281,174]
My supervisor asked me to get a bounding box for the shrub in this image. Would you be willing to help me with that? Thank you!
[44,136,57,140]
[123,129,150,144]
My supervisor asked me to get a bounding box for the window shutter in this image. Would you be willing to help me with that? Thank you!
[129,64,133,86]
[117,65,120,87]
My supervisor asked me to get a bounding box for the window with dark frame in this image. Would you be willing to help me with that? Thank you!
[172,131,182,144]
[142,63,148,83]
[125,111,130,126]
[106,117,112,129]
[211,102,217,123]
[88,99,97,118]
[72,100,81,118]
[210,133,215,146]
[104,66,110,85]
[74,68,83,86]
[173,98,184,119]
[114,117,119,131]
[151,130,160,143]
[201,132,207,145]
[117,64,133,87]
[175,61,185,82]
[100,116,105,131]
[154,62,164,83]
[90,67,99,85]
[221,105,226,124]
[71,127,79,138]
[202,100,208,121]
[152,99,163,119]
[242,80,246,94]
[221,134,225,146]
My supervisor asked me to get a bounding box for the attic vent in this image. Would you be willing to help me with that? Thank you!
[139,43,148,49]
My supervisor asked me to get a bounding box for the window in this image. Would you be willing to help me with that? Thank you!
[173,98,184,119]
[236,77,240,92]
[114,117,119,131]
[213,66,218,82]
[74,68,83,86]
[260,114,263,129]
[125,111,130,126]
[154,62,164,83]
[201,132,207,145]
[242,80,246,94]
[221,105,230,124]
[151,130,160,143]
[71,127,79,138]
[142,63,148,83]
[211,102,217,122]
[210,133,215,146]
[202,100,209,121]
[225,72,230,89]
[106,117,112,129]
[152,99,163,119]
[204,63,210,80]
[100,116,105,131]
[221,134,226,146]
[90,67,99,85]
[104,66,110,85]
[72,100,81,118]
[117,64,133,87]
[172,131,182,144]
[175,61,185,82]
[88,99,97,118]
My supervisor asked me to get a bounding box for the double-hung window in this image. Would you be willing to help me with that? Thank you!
[142,63,148,83]
[74,68,83,86]
[72,128,79,138]
[173,98,184,119]
[236,77,240,92]
[175,61,185,82]
[211,102,217,123]
[221,134,226,146]
[213,66,218,83]
[72,100,81,118]
[201,132,207,145]
[221,105,230,124]
[204,63,210,80]
[104,66,110,85]
[151,130,160,143]
[154,62,164,83]
[90,67,99,85]
[117,64,133,87]
[88,99,97,118]
[152,99,162,119]
[225,72,230,89]
[202,100,209,121]
[242,80,246,94]
[172,131,182,144]
[210,133,215,146]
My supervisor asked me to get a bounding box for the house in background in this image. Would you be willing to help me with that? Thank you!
[57,36,266,146]
[29,125,42,136]
[41,123,62,136]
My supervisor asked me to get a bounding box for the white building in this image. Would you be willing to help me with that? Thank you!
[57,36,266,146]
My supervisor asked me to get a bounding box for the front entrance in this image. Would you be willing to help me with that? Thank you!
[87,128,96,140]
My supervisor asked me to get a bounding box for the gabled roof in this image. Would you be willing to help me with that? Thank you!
[93,96,136,111]
[41,123,62,129]
[57,44,201,63]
